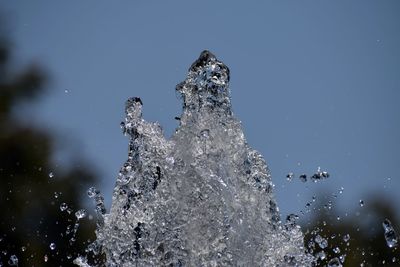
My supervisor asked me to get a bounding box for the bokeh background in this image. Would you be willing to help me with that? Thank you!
[1,1,399,266]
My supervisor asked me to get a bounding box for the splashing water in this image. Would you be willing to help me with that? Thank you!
[77,51,315,266]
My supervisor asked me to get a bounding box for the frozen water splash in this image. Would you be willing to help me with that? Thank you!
[79,51,315,266]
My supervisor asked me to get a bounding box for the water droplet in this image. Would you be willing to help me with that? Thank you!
[311,167,330,181]
[21,246,26,252]
[60,202,68,211]
[8,255,18,266]
[382,218,398,248]
[316,250,326,260]
[48,172,54,178]
[339,187,344,194]
[339,254,346,263]
[120,121,126,130]
[343,234,350,242]
[75,209,87,220]
[333,247,341,254]
[286,172,294,181]
[299,174,307,182]
[87,187,97,198]
[44,254,48,262]
[359,200,364,207]
[327,257,342,267]
[315,235,328,249]
[64,89,69,93]
[49,242,56,250]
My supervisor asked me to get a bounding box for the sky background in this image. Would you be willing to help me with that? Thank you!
[1,1,400,222]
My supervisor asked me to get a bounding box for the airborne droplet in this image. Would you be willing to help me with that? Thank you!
[286,172,294,181]
[315,235,328,249]
[8,255,18,266]
[60,202,68,211]
[75,209,87,220]
[87,187,97,198]
[382,219,398,248]
[343,234,350,243]
[327,257,342,267]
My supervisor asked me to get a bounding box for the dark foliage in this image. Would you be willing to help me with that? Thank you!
[302,194,400,266]
[0,26,98,266]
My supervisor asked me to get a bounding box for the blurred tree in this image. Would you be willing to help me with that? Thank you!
[302,194,400,266]
[0,23,98,266]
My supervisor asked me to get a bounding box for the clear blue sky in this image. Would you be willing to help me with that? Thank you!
[2,1,400,221]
